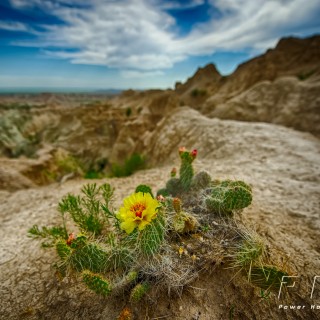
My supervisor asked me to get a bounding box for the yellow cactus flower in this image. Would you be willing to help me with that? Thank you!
[117,192,159,234]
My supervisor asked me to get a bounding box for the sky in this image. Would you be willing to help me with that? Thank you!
[0,0,319,90]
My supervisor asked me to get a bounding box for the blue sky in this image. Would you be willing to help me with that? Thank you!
[0,0,319,90]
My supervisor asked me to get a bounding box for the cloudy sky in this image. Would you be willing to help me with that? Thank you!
[0,0,319,90]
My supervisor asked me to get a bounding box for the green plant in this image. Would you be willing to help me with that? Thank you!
[230,228,266,280]
[138,213,166,255]
[172,198,198,234]
[259,289,271,303]
[191,171,212,190]
[179,148,197,191]
[135,184,154,198]
[28,225,67,247]
[129,282,150,303]
[111,153,146,177]
[190,88,207,98]
[157,147,197,196]
[206,180,252,215]
[58,183,110,235]
[297,69,315,81]
[165,178,183,197]
[28,146,288,308]
[82,270,112,296]
[125,107,132,117]
[250,266,290,290]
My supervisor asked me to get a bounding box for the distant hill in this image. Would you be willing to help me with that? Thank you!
[175,34,320,136]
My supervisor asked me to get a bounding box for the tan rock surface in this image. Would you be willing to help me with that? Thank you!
[1,108,319,319]
[205,76,320,136]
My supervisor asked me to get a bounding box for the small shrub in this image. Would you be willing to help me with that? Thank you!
[110,153,146,177]
[297,69,315,81]
[126,107,132,117]
[250,266,290,290]
[190,88,207,98]
[84,170,103,179]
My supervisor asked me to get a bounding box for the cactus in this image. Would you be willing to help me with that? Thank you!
[173,211,198,234]
[55,239,72,260]
[71,241,108,273]
[113,271,138,295]
[139,214,166,255]
[172,197,198,233]
[105,246,133,271]
[135,184,154,198]
[166,178,183,196]
[129,282,150,303]
[206,180,252,215]
[191,171,212,190]
[179,153,194,191]
[82,270,112,296]
[156,188,170,197]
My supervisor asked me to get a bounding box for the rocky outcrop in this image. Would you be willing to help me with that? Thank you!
[175,63,222,108]
[175,35,320,136]
[205,76,320,136]
[217,35,320,97]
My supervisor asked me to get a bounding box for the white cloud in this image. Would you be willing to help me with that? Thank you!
[8,0,320,71]
[171,0,320,55]
[151,0,205,10]
[121,69,164,78]
[0,21,30,32]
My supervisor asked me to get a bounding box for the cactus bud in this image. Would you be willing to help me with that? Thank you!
[172,197,182,213]
[66,232,76,246]
[179,146,186,155]
[156,194,165,202]
[190,149,197,159]
[171,167,177,177]
[117,307,133,320]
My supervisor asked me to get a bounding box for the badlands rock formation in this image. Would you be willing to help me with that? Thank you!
[175,35,320,136]
[0,35,320,319]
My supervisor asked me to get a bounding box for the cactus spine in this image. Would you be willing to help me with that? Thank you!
[139,213,166,255]
[56,239,72,260]
[179,149,197,191]
[206,180,252,215]
[129,282,150,303]
[82,270,112,296]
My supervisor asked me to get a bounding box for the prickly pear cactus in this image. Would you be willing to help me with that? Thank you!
[206,180,252,214]
[191,170,212,190]
[82,270,112,296]
[135,184,154,198]
[55,239,72,260]
[165,177,183,197]
[139,214,166,255]
[129,282,150,303]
